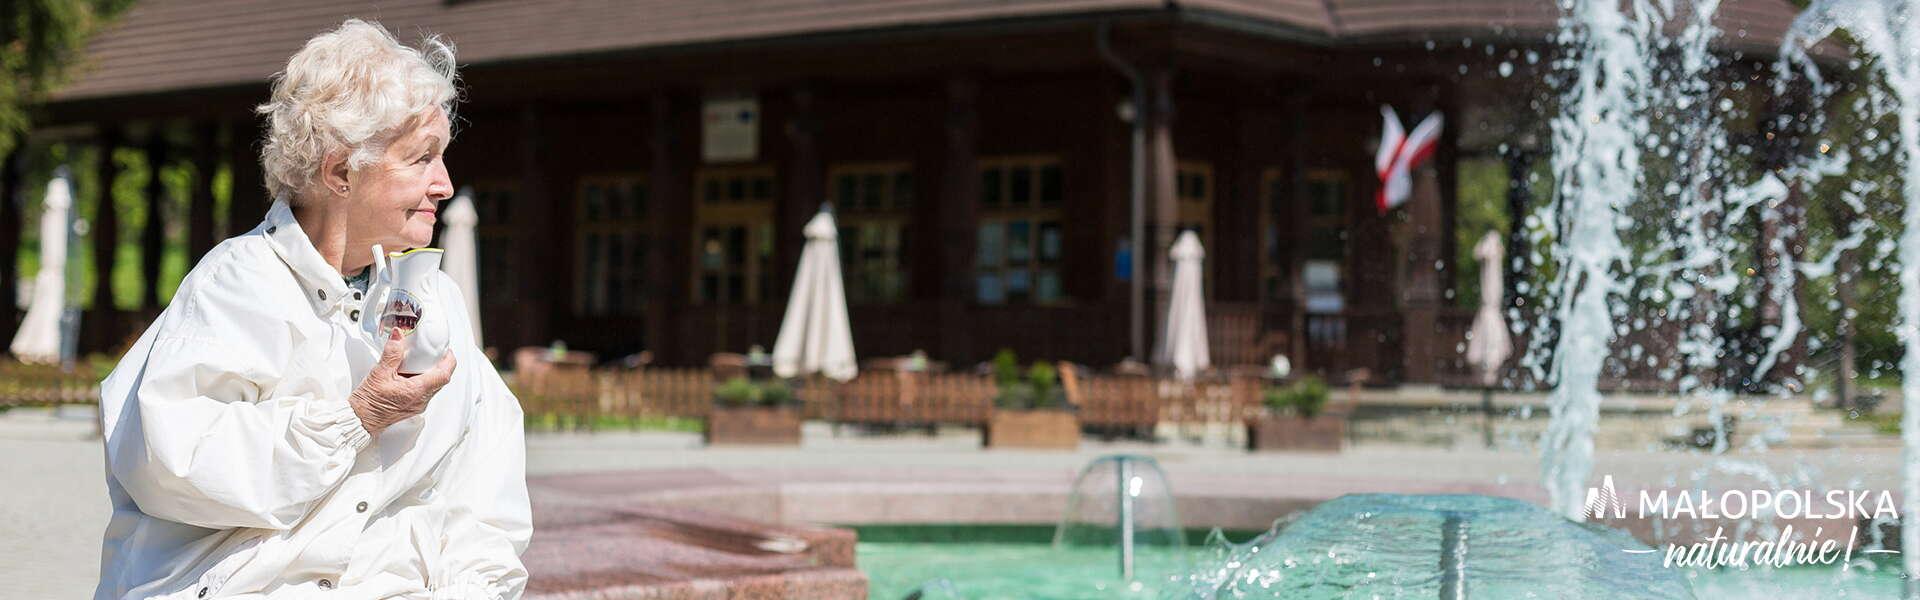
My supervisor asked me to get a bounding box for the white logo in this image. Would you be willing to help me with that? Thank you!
[1584,474,1627,521]
[1582,474,1900,570]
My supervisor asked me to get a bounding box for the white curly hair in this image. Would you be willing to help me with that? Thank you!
[255,19,459,204]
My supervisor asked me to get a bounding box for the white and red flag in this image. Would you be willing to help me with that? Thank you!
[1374,105,1444,215]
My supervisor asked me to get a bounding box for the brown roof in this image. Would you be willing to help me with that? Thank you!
[54,0,1808,102]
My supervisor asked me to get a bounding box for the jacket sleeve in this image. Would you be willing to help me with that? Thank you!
[104,259,370,531]
[427,278,531,599]
[428,369,531,600]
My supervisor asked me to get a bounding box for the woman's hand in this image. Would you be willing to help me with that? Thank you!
[349,329,458,438]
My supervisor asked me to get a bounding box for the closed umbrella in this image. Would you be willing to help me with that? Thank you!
[1155,230,1210,380]
[440,186,483,347]
[11,168,72,363]
[772,209,857,381]
[1464,231,1512,385]
[1465,231,1512,448]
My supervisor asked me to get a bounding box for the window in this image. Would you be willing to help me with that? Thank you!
[1302,170,1350,313]
[1176,161,1215,295]
[975,156,1065,305]
[694,166,776,305]
[574,175,649,316]
[466,181,519,306]
[1260,168,1351,310]
[830,161,913,304]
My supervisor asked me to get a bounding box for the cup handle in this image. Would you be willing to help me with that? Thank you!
[370,244,388,280]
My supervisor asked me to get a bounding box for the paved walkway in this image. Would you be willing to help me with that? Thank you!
[4,409,1905,598]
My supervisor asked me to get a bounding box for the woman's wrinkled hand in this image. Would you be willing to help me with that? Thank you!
[348,329,457,438]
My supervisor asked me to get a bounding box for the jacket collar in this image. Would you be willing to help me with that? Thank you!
[258,199,353,317]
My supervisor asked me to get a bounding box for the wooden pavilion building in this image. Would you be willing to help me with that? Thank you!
[0,0,1808,385]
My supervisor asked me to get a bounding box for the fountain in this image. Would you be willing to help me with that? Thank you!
[1174,495,1689,599]
[1054,455,1188,584]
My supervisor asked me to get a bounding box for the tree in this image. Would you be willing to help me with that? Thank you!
[1,0,136,156]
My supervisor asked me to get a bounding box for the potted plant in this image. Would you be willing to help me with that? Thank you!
[705,377,803,445]
[1248,375,1347,452]
[985,350,1080,449]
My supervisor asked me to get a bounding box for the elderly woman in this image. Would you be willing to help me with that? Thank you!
[94,20,529,600]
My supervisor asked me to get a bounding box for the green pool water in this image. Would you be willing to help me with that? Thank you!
[852,526,1907,599]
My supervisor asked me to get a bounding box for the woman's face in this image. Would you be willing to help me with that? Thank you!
[347,109,454,251]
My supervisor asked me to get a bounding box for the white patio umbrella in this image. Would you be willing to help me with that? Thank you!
[11,168,72,363]
[1464,231,1512,385]
[440,186,483,347]
[772,208,857,381]
[1155,230,1210,380]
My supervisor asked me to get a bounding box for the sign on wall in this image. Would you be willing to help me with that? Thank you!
[702,96,759,163]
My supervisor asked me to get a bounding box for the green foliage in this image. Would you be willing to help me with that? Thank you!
[990,348,1021,386]
[1026,361,1056,400]
[1,0,138,156]
[1452,156,1535,308]
[1263,375,1330,419]
[713,376,794,408]
[989,349,1065,410]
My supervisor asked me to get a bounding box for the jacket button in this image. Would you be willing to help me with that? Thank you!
[317,289,327,300]
[353,291,363,300]
[318,579,333,590]
[266,226,276,234]
[349,310,360,322]
[356,501,368,513]
[198,588,209,598]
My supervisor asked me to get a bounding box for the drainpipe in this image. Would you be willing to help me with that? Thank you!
[1097,22,1147,363]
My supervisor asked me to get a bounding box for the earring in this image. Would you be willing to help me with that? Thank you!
[338,186,349,193]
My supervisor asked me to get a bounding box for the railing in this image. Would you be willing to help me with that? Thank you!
[1071,371,1263,430]
[816,372,997,426]
[512,365,1270,433]
[1302,309,1405,384]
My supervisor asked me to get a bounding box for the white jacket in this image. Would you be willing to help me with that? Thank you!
[95,201,531,599]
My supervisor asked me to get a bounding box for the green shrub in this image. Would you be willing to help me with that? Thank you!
[1264,375,1331,418]
[991,349,1022,386]
[996,381,1038,410]
[991,354,1067,410]
[713,377,795,408]
[760,379,795,406]
[715,377,760,407]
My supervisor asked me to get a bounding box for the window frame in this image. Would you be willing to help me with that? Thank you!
[572,173,651,317]
[974,155,1067,306]
[692,165,778,306]
[464,179,521,307]
[828,160,914,305]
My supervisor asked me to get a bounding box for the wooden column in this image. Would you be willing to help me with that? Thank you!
[648,93,693,363]
[227,121,265,230]
[780,87,824,300]
[0,146,23,347]
[1399,86,1451,384]
[188,121,219,263]
[93,128,122,313]
[1833,203,1859,409]
[141,132,168,309]
[1284,91,1311,368]
[1142,67,1178,364]
[936,77,980,362]
[516,105,555,351]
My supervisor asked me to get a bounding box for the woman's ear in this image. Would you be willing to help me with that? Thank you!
[320,151,352,197]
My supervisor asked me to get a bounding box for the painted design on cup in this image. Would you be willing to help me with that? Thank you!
[380,289,424,338]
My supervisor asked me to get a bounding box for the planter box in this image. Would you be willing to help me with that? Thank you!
[986,409,1081,450]
[1247,415,1347,452]
[706,407,803,446]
